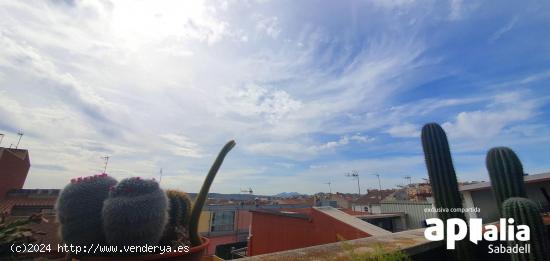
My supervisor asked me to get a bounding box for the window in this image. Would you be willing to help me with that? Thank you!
[211,211,235,232]
[363,206,369,212]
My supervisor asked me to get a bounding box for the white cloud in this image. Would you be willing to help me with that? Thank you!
[449,0,463,20]
[160,134,203,158]
[489,16,519,43]
[246,134,374,159]
[386,123,420,138]
[442,92,538,140]
[369,0,416,9]
[224,84,302,124]
[255,16,281,39]
[1,0,545,194]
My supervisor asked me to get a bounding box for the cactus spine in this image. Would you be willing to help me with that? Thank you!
[421,123,475,261]
[502,197,550,261]
[56,174,117,247]
[102,177,168,248]
[189,140,236,246]
[486,147,527,215]
[160,190,192,245]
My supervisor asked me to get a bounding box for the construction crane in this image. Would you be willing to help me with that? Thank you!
[241,187,253,194]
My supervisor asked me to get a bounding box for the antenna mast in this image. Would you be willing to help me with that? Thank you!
[372,173,382,200]
[324,179,332,194]
[345,170,360,197]
[102,156,110,173]
[404,176,412,186]
[15,130,23,149]
[159,168,163,184]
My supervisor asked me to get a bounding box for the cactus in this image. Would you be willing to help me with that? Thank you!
[189,140,236,246]
[102,177,168,248]
[502,197,550,261]
[421,123,476,261]
[56,174,117,247]
[486,147,527,215]
[160,190,192,246]
[421,123,464,221]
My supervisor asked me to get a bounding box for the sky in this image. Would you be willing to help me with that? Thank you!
[1,0,550,195]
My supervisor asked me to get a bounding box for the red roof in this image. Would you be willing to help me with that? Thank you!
[0,197,57,214]
[353,190,395,205]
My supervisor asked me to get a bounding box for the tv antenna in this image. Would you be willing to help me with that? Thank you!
[372,173,382,200]
[324,179,332,194]
[404,176,412,186]
[15,130,23,149]
[102,156,110,173]
[345,170,360,197]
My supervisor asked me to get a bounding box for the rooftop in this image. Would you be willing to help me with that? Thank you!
[0,147,29,160]
[314,206,391,236]
[0,189,59,214]
[353,189,395,205]
[459,172,550,192]
[240,228,442,261]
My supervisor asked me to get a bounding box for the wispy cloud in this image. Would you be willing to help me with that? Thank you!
[1,0,549,194]
[489,16,519,43]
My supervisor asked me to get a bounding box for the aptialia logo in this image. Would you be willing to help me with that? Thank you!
[424,218,531,253]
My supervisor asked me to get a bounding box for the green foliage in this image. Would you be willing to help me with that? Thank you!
[189,140,236,246]
[502,197,550,261]
[0,213,46,257]
[420,123,476,261]
[341,241,411,261]
[486,147,527,215]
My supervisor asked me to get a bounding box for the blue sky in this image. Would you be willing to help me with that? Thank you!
[1,0,550,194]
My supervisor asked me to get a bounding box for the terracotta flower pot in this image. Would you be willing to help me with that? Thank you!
[76,237,210,261]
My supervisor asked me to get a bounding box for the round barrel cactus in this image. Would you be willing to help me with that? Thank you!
[56,174,117,247]
[102,177,168,247]
[160,190,192,246]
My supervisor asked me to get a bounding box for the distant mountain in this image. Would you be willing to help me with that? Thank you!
[273,192,305,198]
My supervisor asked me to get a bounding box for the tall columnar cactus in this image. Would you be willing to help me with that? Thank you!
[421,123,476,261]
[189,140,236,246]
[486,147,527,215]
[160,190,192,246]
[502,197,550,261]
[102,177,168,247]
[56,174,117,247]
[421,123,464,221]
